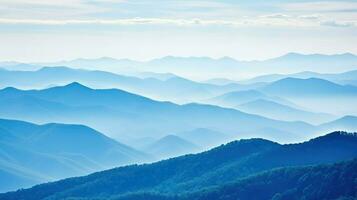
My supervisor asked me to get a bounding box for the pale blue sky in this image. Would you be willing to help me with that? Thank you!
[0,0,356,62]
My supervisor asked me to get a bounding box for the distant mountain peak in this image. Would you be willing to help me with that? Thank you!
[327,131,357,137]
[2,86,20,91]
[38,66,73,72]
[275,77,333,84]
[283,52,304,57]
[309,131,357,143]
[218,56,238,62]
[277,52,357,60]
[63,82,90,90]
[158,134,191,143]
[335,115,357,122]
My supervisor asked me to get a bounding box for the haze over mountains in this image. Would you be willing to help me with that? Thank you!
[0,82,324,144]
[2,52,357,80]
[261,77,357,97]
[242,69,357,86]
[0,66,254,103]
[41,53,357,80]
[1,52,357,196]
[2,64,357,116]
[236,99,334,124]
[2,0,357,196]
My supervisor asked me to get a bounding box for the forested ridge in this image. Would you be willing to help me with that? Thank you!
[1,131,356,200]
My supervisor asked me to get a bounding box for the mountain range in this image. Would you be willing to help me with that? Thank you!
[261,77,357,97]
[2,53,357,80]
[1,54,357,198]
[257,78,357,116]
[0,119,148,192]
[0,66,258,103]
[242,69,357,86]
[206,89,299,108]
[2,66,357,117]
[0,82,319,144]
[236,99,334,124]
[1,131,356,200]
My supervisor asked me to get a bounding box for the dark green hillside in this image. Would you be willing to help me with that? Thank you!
[112,159,357,200]
[1,132,356,200]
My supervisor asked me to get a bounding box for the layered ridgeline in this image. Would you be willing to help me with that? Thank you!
[259,77,357,116]
[236,99,334,124]
[1,66,357,120]
[0,82,317,144]
[208,77,357,119]
[261,77,357,97]
[4,53,357,80]
[0,119,149,192]
[0,67,259,103]
[1,132,356,200]
[242,69,357,86]
[206,90,335,124]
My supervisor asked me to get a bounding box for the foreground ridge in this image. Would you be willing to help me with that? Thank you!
[1,131,357,200]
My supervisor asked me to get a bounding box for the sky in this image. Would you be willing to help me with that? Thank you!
[0,0,357,62]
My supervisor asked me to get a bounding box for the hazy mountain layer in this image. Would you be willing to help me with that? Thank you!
[236,99,334,124]
[242,69,357,86]
[0,67,257,103]
[0,119,148,192]
[24,53,357,80]
[0,83,317,143]
[143,135,200,159]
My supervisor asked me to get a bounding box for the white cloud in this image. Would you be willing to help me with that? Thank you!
[260,14,292,19]
[282,1,357,12]
[0,17,301,27]
[0,0,113,19]
[0,18,228,26]
[321,20,356,27]
[0,1,355,29]
[0,16,355,28]
[298,14,322,20]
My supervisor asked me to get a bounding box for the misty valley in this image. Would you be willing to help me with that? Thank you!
[0,53,357,200]
[1,0,357,199]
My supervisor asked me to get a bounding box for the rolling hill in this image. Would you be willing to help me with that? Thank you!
[1,131,356,200]
[112,159,357,200]
[0,119,148,192]
[144,135,200,159]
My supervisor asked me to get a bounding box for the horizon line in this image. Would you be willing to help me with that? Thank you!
[1,52,356,64]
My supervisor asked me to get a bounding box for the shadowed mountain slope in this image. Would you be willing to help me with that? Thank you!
[1,132,356,200]
[0,119,148,192]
